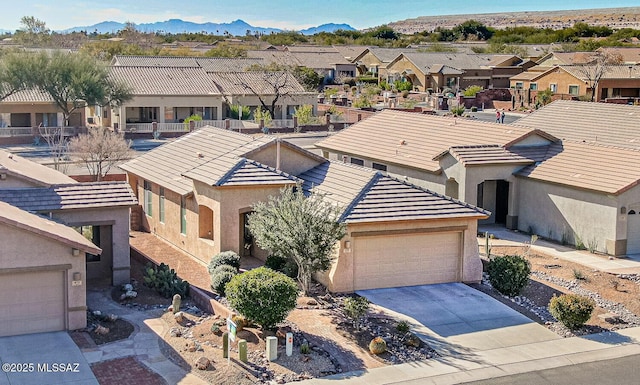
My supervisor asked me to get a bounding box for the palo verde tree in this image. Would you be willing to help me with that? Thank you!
[67,126,134,181]
[0,51,34,101]
[247,185,347,294]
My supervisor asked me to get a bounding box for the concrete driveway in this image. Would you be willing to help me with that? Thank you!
[0,332,98,385]
[357,283,560,353]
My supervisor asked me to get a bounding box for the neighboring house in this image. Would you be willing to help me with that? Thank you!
[351,47,417,78]
[120,126,488,292]
[385,52,525,92]
[509,65,640,102]
[0,89,84,130]
[248,48,357,83]
[0,149,137,336]
[110,55,316,125]
[316,104,640,256]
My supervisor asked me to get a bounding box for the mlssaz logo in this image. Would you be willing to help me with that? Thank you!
[37,363,80,373]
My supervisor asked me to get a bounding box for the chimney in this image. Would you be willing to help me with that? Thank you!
[276,139,281,170]
[342,155,348,163]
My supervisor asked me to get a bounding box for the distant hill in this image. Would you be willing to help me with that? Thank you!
[388,7,640,34]
[61,19,354,36]
[299,23,355,35]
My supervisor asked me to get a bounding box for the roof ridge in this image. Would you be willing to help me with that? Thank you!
[244,158,300,183]
[561,138,640,153]
[338,171,382,222]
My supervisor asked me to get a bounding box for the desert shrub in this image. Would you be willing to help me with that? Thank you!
[264,255,299,279]
[210,265,238,295]
[143,263,189,298]
[369,337,387,354]
[225,267,298,330]
[343,296,370,329]
[549,294,595,329]
[342,77,357,86]
[450,105,465,116]
[396,320,410,334]
[463,85,483,96]
[300,343,311,354]
[487,255,531,297]
[471,106,478,112]
[394,80,412,91]
[208,251,241,274]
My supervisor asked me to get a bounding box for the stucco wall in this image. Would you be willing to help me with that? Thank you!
[0,223,87,330]
[317,218,482,293]
[247,143,324,176]
[0,174,46,188]
[114,95,224,126]
[518,177,618,254]
[51,207,131,285]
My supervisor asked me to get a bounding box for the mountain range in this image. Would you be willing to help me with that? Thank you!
[58,19,355,36]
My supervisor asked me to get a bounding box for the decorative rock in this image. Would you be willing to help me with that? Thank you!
[93,310,102,316]
[175,311,185,323]
[307,298,318,306]
[195,356,210,370]
[122,283,133,292]
[125,290,137,299]
[94,325,109,335]
[107,314,119,322]
[170,327,181,337]
[186,341,198,352]
[168,305,174,313]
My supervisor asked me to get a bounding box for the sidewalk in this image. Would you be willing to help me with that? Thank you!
[299,326,640,385]
[478,225,640,275]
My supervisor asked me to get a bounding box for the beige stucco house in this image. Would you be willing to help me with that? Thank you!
[0,149,137,336]
[121,126,488,292]
[317,102,640,256]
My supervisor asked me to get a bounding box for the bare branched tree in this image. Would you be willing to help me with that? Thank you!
[68,127,133,181]
[573,50,624,101]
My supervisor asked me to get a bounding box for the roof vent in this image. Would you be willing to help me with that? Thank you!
[400,140,407,145]
[196,152,204,158]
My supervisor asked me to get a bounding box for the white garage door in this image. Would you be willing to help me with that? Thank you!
[627,212,640,255]
[353,232,461,290]
[0,270,66,337]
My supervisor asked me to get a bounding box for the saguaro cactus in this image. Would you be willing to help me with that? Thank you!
[172,294,181,314]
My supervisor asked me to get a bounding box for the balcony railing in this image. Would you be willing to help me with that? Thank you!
[0,126,81,137]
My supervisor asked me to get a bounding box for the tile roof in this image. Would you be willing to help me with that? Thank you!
[109,66,220,96]
[184,156,298,187]
[289,51,354,68]
[598,47,640,64]
[514,100,640,150]
[0,181,137,211]
[195,57,265,72]
[316,110,534,172]
[332,45,370,61]
[364,48,417,63]
[2,88,54,103]
[120,126,273,195]
[246,51,302,67]
[0,200,101,254]
[433,145,545,165]
[517,141,640,195]
[397,52,505,72]
[299,161,488,223]
[112,56,201,67]
[561,64,640,80]
[209,72,306,95]
[0,149,77,186]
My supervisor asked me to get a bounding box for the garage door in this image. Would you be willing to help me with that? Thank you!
[0,270,66,337]
[353,231,461,290]
[627,211,640,255]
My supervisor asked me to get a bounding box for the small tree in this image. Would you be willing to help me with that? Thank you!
[247,186,347,294]
[463,85,483,97]
[537,89,554,106]
[229,105,250,120]
[293,104,316,126]
[183,114,202,131]
[225,267,297,331]
[254,106,272,127]
[343,296,370,330]
[68,127,133,181]
[487,255,531,297]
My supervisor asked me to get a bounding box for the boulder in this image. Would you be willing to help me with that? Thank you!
[174,311,185,323]
[94,325,110,335]
[195,356,210,370]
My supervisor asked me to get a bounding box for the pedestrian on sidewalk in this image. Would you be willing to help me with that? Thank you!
[496,110,501,123]
[501,110,506,124]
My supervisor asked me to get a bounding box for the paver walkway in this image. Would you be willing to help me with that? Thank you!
[83,288,208,385]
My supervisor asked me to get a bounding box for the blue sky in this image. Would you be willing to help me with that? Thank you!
[3,0,640,31]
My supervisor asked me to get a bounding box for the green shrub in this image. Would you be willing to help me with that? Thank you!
[549,294,595,329]
[300,343,311,354]
[463,85,483,97]
[225,267,298,330]
[471,106,478,112]
[356,76,378,84]
[450,105,465,116]
[394,80,412,92]
[487,255,531,297]
[343,296,370,329]
[210,265,238,295]
[143,263,189,298]
[264,255,299,279]
[396,320,410,334]
[208,251,241,274]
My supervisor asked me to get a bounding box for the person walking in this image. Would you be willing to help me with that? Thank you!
[501,110,506,124]
[496,110,501,123]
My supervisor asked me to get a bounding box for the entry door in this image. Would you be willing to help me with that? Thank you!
[495,180,509,224]
[627,211,640,254]
[242,212,253,257]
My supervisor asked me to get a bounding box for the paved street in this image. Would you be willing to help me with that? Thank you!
[464,353,640,385]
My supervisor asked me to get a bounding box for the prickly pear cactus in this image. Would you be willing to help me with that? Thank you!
[172,294,181,314]
[369,336,387,355]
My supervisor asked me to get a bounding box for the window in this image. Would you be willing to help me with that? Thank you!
[568,85,579,95]
[549,84,557,93]
[372,162,387,171]
[529,83,538,91]
[350,157,364,166]
[180,197,187,235]
[74,225,101,262]
[159,187,165,223]
[144,180,152,217]
[515,82,523,89]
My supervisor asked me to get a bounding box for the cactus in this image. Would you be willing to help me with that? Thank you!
[222,332,229,358]
[369,337,387,355]
[172,294,181,314]
[143,262,190,298]
[231,314,248,332]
